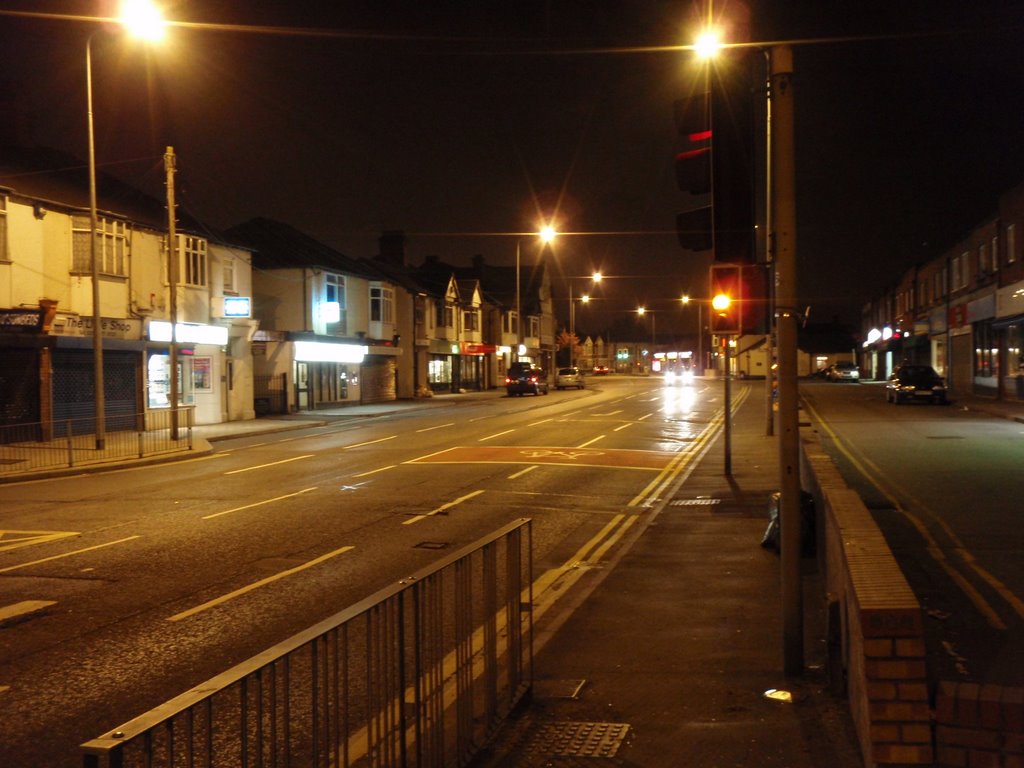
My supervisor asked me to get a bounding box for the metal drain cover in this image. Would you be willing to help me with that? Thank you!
[529,721,630,758]
[670,497,720,506]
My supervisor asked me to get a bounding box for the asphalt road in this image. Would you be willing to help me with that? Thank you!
[0,376,724,767]
[801,380,1024,688]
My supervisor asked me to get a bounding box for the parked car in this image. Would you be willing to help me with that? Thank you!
[886,364,948,405]
[505,363,549,396]
[555,366,585,390]
[592,365,609,375]
[827,361,860,382]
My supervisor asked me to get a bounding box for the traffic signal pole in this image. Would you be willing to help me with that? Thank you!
[771,45,803,676]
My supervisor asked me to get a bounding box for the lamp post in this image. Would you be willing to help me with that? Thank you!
[636,307,656,371]
[569,272,600,370]
[515,226,556,363]
[86,1,165,449]
[681,294,704,374]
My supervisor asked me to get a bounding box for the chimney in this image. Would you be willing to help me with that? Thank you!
[378,230,406,267]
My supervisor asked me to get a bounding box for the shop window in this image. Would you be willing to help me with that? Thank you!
[973,323,998,378]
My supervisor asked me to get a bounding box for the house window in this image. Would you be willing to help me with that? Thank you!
[979,242,989,274]
[504,311,517,335]
[325,273,346,333]
[179,235,208,287]
[223,256,235,293]
[991,235,999,272]
[1008,224,1017,264]
[0,195,7,262]
[72,214,128,275]
[529,316,540,338]
[436,302,454,329]
[464,309,479,332]
[370,285,394,323]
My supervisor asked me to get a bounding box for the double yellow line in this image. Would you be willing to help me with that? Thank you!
[802,398,1024,630]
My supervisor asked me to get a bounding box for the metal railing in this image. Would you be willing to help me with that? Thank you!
[0,407,193,477]
[82,519,534,768]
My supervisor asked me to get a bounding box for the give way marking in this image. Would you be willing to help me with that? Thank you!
[0,530,78,553]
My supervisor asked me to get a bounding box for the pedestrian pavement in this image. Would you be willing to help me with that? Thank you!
[6,380,1024,765]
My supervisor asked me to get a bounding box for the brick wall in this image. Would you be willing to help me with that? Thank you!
[934,681,1024,767]
[802,435,931,766]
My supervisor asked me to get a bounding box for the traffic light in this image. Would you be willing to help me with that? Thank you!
[709,263,742,334]
[673,51,757,263]
[674,90,712,252]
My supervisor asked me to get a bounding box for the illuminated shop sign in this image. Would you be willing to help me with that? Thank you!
[149,321,229,346]
[293,340,367,364]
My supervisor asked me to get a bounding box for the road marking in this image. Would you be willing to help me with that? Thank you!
[224,454,314,475]
[479,429,516,442]
[638,412,653,421]
[508,466,538,479]
[590,409,623,417]
[613,422,633,432]
[167,545,355,622]
[0,600,56,623]
[202,487,318,520]
[407,445,667,471]
[802,398,1017,628]
[353,465,396,477]
[403,490,484,526]
[576,435,605,448]
[528,418,554,426]
[343,435,397,450]
[0,530,78,553]
[0,536,141,575]
[416,423,455,433]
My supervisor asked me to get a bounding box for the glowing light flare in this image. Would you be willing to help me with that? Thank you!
[539,225,557,244]
[711,293,731,312]
[693,29,722,59]
[120,0,166,41]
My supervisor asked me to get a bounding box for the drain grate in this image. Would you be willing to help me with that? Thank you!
[670,497,721,507]
[414,541,450,550]
[529,721,630,758]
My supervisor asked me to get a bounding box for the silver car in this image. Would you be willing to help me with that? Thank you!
[555,366,585,390]
[827,361,860,382]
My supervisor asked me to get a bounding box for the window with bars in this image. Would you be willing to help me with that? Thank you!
[179,235,208,287]
[370,285,394,323]
[72,214,128,275]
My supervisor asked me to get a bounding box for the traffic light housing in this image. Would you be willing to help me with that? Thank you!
[674,51,757,263]
[674,90,713,252]
[709,263,742,335]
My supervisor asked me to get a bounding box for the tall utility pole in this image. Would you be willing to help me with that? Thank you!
[771,46,803,676]
[165,147,179,441]
[86,35,106,449]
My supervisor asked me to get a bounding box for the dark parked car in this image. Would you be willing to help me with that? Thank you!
[505,363,549,396]
[886,364,948,405]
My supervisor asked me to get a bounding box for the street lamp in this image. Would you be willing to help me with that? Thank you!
[568,272,600,370]
[515,226,556,362]
[87,0,165,449]
[681,294,704,374]
[636,307,656,370]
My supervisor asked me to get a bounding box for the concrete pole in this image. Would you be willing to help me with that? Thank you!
[86,36,106,449]
[771,45,803,675]
[165,147,179,441]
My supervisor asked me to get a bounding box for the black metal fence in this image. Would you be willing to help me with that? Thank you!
[0,407,194,477]
[81,519,534,768]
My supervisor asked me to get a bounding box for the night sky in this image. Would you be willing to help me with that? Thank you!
[2,1,1023,338]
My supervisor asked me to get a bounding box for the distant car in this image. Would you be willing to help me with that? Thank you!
[555,366,585,390]
[886,364,947,405]
[592,365,609,375]
[827,361,860,382]
[664,367,694,385]
[505,363,549,396]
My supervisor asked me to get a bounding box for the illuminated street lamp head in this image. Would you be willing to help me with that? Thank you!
[581,294,590,304]
[636,306,646,316]
[120,0,166,41]
[592,271,602,283]
[539,225,557,244]
[694,29,722,59]
[681,294,691,305]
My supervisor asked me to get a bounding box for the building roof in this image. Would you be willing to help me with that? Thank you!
[226,217,376,277]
